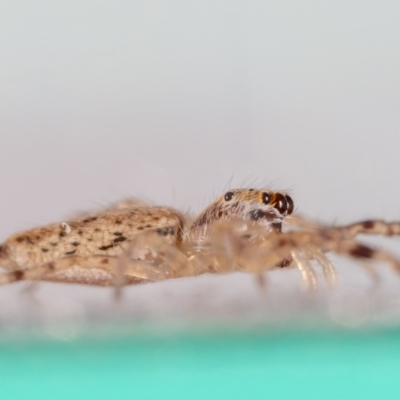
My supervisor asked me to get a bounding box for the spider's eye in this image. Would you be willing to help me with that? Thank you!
[273,193,288,215]
[224,191,234,201]
[261,192,270,205]
[285,195,294,215]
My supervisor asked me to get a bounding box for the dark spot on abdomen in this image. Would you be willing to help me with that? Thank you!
[113,236,127,244]
[65,250,77,256]
[71,242,80,247]
[41,248,49,253]
[16,236,34,244]
[156,227,176,236]
[83,217,98,223]
[99,244,114,251]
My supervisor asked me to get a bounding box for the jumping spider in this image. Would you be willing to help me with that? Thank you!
[0,188,399,290]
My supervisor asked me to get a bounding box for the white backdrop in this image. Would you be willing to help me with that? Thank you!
[1,1,400,328]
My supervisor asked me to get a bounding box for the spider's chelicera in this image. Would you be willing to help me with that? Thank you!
[0,188,399,290]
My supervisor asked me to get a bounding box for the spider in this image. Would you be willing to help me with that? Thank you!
[0,188,399,290]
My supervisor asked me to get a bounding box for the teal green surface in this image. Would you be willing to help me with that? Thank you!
[1,327,400,399]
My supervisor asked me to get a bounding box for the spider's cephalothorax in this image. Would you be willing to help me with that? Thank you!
[186,189,294,270]
[189,189,294,235]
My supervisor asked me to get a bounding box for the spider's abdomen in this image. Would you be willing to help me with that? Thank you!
[1,206,184,270]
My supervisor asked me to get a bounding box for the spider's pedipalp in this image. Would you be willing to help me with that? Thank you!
[291,251,318,291]
[307,246,337,287]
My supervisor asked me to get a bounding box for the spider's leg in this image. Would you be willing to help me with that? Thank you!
[289,231,400,278]
[205,221,286,274]
[200,220,247,273]
[0,256,120,285]
[0,254,174,286]
[336,220,400,239]
[114,231,210,301]
[288,216,400,238]
[208,225,313,287]
[335,240,400,274]
[255,272,268,289]
[354,260,381,285]
[290,250,318,290]
[250,229,400,286]
[304,229,400,280]
[307,245,337,287]
[122,231,199,277]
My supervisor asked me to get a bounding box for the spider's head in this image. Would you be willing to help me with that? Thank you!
[190,188,294,232]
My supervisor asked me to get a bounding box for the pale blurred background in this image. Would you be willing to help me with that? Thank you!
[1,1,400,328]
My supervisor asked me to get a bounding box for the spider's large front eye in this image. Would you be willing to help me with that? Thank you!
[273,193,287,215]
[261,192,270,205]
[224,191,234,201]
[286,195,294,215]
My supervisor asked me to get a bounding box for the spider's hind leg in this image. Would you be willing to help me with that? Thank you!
[0,248,183,287]
[0,255,154,286]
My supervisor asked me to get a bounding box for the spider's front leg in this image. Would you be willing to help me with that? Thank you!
[335,219,400,239]
[254,226,400,288]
